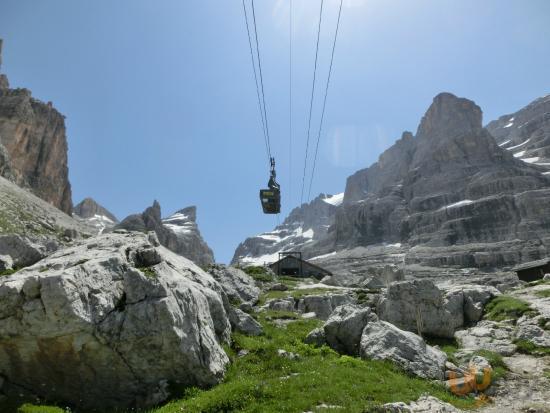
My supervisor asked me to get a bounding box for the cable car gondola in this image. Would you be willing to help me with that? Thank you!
[260,157,280,214]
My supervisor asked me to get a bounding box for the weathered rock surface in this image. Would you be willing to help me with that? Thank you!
[73,197,118,234]
[0,176,91,264]
[228,308,262,336]
[378,280,499,338]
[296,293,355,320]
[208,264,260,305]
[487,94,550,172]
[0,232,230,410]
[114,201,214,267]
[454,321,517,356]
[0,41,72,214]
[323,304,375,355]
[360,320,447,380]
[383,396,462,412]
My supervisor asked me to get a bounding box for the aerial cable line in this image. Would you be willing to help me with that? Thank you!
[251,0,272,159]
[289,0,293,208]
[307,0,343,201]
[300,0,324,205]
[242,0,270,162]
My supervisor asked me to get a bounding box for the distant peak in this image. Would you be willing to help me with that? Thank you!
[417,92,482,140]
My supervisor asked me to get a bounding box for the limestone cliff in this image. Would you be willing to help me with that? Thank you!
[0,39,73,214]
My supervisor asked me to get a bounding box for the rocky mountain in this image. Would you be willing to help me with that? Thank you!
[486,93,550,172]
[0,39,73,214]
[0,174,92,270]
[234,92,550,279]
[231,193,343,265]
[114,201,214,267]
[73,197,118,234]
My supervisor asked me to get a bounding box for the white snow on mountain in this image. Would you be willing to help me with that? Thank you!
[322,192,344,206]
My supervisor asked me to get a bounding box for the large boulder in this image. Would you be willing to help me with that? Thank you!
[208,264,260,305]
[0,232,230,410]
[378,280,499,338]
[297,293,355,320]
[360,320,447,380]
[228,308,262,336]
[0,234,56,268]
[378,280,462,338]
[323,304,375,355]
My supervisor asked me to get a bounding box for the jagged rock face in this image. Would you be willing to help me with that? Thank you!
[73,197,118,234]
[0,175,91,254]
[0,49,72,214]
[162,206,215,267]
[0,232,230,410]
[231,193,343,265]
[487,94,550,172]
[114,202,214,267]
[332,93,550,266]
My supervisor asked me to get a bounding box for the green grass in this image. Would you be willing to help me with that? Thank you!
[259,287,339,306]
[242,266,274,282]
[484,295,538,323]
[425,337,460,365]
[538,317,550,330]
[148,314,477,413]
[528,279,550,287]
[17,404,66,413]
[535,289,550,298]
[137,266,157,278]
[514,339,550,357]
[0,268,19,277]
[544,369,550,379]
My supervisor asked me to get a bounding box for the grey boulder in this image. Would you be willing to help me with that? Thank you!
[0,232,230,410]
[229,308,263,336]
[208,264,260,305]
[297,293,355,320]
[323,304,375,355]
[360,320,447,380]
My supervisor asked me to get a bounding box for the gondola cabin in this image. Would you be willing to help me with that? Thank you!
[513,258,550,282]
[259,188,280,214]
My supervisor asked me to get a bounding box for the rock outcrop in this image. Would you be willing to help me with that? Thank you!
[73,197,118,234]
[207,264,260,305]
[0,232,230,410]
[360,320,447,380]
[0,175,91,266]
[0,40,72,214]
[377,280,499,338]
[487,93,550,173]
[114,201,214,267]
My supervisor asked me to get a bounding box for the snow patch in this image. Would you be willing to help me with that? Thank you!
[514,150,526,158]
[439,200,474,211]
[309,251,337,260]
[302,228,314,239]
[507,139,531,151]
[238,252,280,265]
[323,193,344,206]
[498,140,511,147]
[522,157,540,164]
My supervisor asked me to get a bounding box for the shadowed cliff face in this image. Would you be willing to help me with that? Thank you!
[0,41,73,215]
[234,92,550,270]
[335,92,550,255]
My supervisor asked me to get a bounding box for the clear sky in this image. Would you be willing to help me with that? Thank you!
[1,0,549,263]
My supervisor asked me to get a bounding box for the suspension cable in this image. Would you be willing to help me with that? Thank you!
[300,0,324,205]
[307,0,343,201]
[242,0,270,162]
[251,0,272,160]
[289,0,293,207]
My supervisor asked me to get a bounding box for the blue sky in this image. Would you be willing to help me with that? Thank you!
[1,0,549,263]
